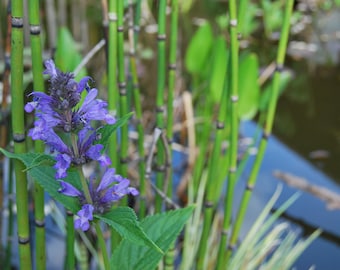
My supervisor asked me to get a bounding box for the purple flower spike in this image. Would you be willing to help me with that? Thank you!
[75,204,94,231]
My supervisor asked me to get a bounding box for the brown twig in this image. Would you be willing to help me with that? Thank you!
[274,170,340,210]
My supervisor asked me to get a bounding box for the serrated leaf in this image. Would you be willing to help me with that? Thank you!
[97,207,162,254]
[110,206,194,270]
[209,36,228,103]
[0,149,80,213]
[238,52,260,120]
[95,112,133,149]
[185,23,213,74]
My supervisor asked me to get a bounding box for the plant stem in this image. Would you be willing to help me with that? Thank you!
[107,0,118,169]
[164,0,179,267]
[226,0,294,262]
[78,166,93,204]
[28,0,46,268]
[4,159,14,270]
[94,221,110,270]
[117,0,129,181]
[107,0,121,252]
[155,0,167,213]
[11,0,32,268]
[127,0,147,218]
[216,0,239,267]
[66,211,75,269]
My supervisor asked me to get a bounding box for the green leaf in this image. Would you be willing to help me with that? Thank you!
[97,207,162,254]
[95,112,134,149]
[110,206,194,270]
[238,52,260,120]
[185,23,213,74]
[55,27,86,80]
[0,149,80,213]
[209,36,228,104]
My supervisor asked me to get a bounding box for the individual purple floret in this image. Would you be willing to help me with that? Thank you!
[58,168,139,231]
[25,59,115,133]
[75,204,94,231]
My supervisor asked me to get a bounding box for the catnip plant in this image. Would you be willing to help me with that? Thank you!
[25,59,138,232]
[0,59,193,269]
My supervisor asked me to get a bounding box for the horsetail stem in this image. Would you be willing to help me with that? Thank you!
[117,0,129,182]
[216,0,239,267]
[107,0,118,169]
[28,0,46,268]
[127,0,147,218]
[11,0,32,268]
[226,0,294,262]
[154,0,167,214]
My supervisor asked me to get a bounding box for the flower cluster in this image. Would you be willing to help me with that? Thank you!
[25,60,115,180]
[26,60,138,231]
[58,168,138,231]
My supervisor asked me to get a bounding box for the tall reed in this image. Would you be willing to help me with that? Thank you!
[127,0,147,218]
[164,1,180,268]
[117,0,129,180]
[65,211,75,269]
[11,0,32,268]
[1,6,12,251]
[155,0,167,213]
[216,0,239,268]
[196,26,234,270]
[107,0,118,171]
[28,0,46,268]
[4,160,14,270]
[226,0,295,262]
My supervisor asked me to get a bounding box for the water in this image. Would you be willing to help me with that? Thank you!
[240,121,340,269]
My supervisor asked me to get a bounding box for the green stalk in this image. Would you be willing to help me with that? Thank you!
[94,222,110,270]
[155,0,167,213]
[164,1,179,268]
[11,0,32,268]
[196,38,232,270]
[226,0,294,262]
[28,0,46,268]
[127,0,146,218]
[107,0,118,170]
[133,0,142,44]
[107,0,121,252]
[196,102,226,269]
[117,0,129,180]
[65,211,75,270]
[216,0,239,268]
[4,159,14,270]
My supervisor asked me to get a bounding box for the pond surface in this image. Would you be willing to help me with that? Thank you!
[240,121,340,269]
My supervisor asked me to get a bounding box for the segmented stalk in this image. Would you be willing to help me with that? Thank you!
[216,0,239,267]
[65,211,75,269]
[155,0,167,213]
[164,0,179,268]
[127,0,147,218]
[117,0,129,180]
[28,0,46,268]
[11,0,32,268]
[226,0,294,262]
[107,0,118,169]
